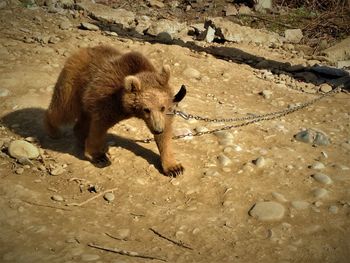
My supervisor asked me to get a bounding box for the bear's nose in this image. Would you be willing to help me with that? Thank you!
[153,129,163,135]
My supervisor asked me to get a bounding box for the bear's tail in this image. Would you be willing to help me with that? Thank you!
[44,68,80,138]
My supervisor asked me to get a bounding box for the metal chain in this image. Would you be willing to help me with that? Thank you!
[134,87,341,143]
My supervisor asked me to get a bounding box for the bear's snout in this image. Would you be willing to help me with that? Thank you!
[148,111,165,135]
[153,129,163,135]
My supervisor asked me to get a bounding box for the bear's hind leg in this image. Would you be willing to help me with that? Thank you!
[74,111,91,148]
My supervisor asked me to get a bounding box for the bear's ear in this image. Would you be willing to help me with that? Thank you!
[160,65,170,83]
[124,76,141,92]
[173,84,187,103]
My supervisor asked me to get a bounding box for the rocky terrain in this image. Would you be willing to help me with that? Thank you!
[0,1,349,263]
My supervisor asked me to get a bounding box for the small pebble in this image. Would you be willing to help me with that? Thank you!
[214,131,234,140]
[103,192,115,202]
[332,164,349,170]
[113,228,130,240]
[314,201,323,207]
[183,67,201,80]
[329,205,338,214]
[253,156,266,168]
[319,83,332,93]
[195,126,209,133]
[217,153,232,167]
[204,170,221,177]
[312,173,333,184]
[312,188,328,199]
[80,22,100,31]
[0,88,10,97]
[51,195,64,202]
[50,166,65,176]
[310,161,325,170]
[15,168,24,174]
[291,201,310,210]
[261,90,273,99]
[81,254,100,262]
[18,157,32,165]
[272,192,288,202]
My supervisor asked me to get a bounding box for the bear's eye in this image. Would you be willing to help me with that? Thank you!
[160,106,165,112]
[143,108,151,114]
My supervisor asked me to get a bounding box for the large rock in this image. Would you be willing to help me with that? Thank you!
[249,201,285,221]
[209,17,283,46]
[255,0,272,11]
[147,19,187,37]
[322,37,350,63]
[284,29,303,44]
[76,0,135,29]
[8,140,40,159]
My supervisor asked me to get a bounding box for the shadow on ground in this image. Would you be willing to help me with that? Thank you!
[0,108,162,172]
[97,22,350,90]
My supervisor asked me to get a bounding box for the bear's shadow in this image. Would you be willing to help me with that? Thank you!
[1,107,162,173]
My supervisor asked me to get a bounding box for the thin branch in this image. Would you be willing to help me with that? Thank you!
[22,200,72,211]
[239,14,294,28]
[66,187,118,207]
[88,243,167,262]
[105,232,124,241]
[149,228,193,250]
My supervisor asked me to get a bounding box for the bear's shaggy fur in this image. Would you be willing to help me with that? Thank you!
[44,45,186,176]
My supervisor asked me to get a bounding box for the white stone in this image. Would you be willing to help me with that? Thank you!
[253,156,266,168]
[291,201,310,210]
[104,192,115,202]
[225,4,238,16]
[80,22,99,31]
[51,195,64,202]
[255,0,272,11]
[249,201,285,221]
[319,83,332,93]
[285,29,303,44]
[312,173,333,185]
[8,140,39,159]
[0,88,10,97]
[183,67,201,80]
[272,192,288,202]
[329,205,338,214]
[218,153,232,167]
[81,254,100,262]
[261,90,272,99]
[312,188,328,199]
[50,166,65,176]
[310,161,325,170]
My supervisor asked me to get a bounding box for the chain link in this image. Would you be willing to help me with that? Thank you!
[134,87,341,143]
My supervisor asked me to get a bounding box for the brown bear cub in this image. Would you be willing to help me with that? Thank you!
[44,45,186,176]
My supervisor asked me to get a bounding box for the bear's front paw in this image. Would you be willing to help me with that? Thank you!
[91,153,111,168]
[164,163,184,177]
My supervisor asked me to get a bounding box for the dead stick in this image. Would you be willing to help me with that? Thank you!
[66,187,118,207]
[239,14,294,28]
[23,200,72,211]
[149,228,193,250]
[88,243,167,262]
[105,232,123,241]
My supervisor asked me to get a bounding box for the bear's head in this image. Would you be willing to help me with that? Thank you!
[123,65,186,135]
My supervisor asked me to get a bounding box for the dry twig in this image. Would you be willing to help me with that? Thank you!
[66,186,118,207]
[88,243,167,262]
[149,228,193,250]
[23,200,72,211]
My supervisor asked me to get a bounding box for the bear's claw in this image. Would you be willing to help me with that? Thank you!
[91,153,111,168]
[164,164,184,177]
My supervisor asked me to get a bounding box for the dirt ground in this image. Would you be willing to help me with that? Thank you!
[0,3,349,263]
